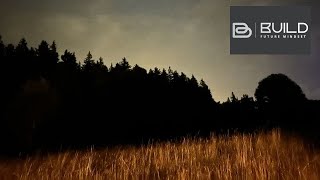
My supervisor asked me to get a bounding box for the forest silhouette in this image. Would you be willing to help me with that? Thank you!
[0,36,319,154]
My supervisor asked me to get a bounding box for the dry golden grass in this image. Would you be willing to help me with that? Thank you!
[0,130,320,180]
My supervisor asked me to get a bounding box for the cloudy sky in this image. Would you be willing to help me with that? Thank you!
[0,0,319,102]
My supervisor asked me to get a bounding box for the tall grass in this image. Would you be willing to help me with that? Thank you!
[0,130,319,180]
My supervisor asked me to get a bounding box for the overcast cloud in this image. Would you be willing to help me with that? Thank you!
[0,0,319,101]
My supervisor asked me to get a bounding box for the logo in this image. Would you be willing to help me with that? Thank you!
[230,6,311,54]
[232,23,252,38]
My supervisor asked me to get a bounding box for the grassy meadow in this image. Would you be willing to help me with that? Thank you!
[0,130,319,180]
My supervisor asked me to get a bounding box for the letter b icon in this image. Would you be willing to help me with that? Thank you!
[232,23,252,38]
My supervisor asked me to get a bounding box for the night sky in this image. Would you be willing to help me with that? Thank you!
[0,0,319,102]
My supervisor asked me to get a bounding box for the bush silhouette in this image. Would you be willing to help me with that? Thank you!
[254,73,307,128]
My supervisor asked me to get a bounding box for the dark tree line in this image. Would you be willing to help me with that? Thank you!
[0,36,319,154]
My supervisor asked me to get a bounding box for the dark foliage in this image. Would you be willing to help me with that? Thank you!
[0,37,319,154]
